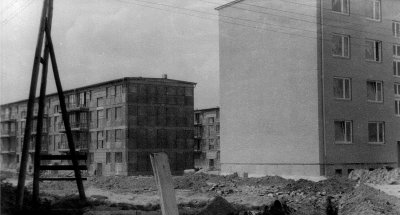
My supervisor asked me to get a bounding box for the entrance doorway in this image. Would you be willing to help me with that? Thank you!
[96,163,103,176]
[209,159,214,170]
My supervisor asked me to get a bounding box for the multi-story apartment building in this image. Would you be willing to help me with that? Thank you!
[194,107,220,170]
[0,76,196,176]
[217,0,400,176]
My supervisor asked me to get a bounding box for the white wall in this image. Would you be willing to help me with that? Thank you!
[218,0,322,176]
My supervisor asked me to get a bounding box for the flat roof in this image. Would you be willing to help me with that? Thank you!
[1,77,196,107]
[195,107,219,112]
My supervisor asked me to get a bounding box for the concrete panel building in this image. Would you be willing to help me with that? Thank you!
[0,76,196,176]
[194,107,220,170]
[217,0,400,176]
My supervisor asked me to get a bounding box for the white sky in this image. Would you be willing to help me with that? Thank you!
[0,0,228,109]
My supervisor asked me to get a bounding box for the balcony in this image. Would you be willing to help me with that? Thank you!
[31,127,48,135]
[58,122,89,132]
[58,141,88,152]
[64,103,89,112]
[0,145,17,154]
[28,142,48,153]
[0,117,17,123]
[1,130,17,138]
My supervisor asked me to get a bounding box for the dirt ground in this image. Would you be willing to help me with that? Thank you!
[1,168,400,215]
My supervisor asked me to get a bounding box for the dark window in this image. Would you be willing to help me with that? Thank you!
[115,129,122,141]
[368,122,385,143]
[106,152,111,164]
[335,169,342,176]
[89,153,94,164]
[115,107,122,120]
[115,152,122,163]
[97,97,104,107]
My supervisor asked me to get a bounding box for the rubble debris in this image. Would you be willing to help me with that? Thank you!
[261,200,294,215]
[348,168,400,185]
[338,185,400,215]
[197,196,237,215]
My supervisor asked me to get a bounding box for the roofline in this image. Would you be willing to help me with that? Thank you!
[195,106,220,112]
[1,77,196,106]
[215,0,245,10]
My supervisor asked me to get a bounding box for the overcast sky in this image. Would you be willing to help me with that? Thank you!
[0,0,227,108]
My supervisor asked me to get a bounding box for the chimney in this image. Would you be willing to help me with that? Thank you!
[162,74,168,79]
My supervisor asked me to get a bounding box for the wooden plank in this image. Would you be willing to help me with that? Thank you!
[40,165,87,170]
[16,0,49,210]
[46,25,86,202]
[150,152,178,215]
[40,154,87,160]
[33,0,54,203]
[39,177,87,181]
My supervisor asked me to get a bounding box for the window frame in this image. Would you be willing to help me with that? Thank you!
[393,21,400,38]
[106,152,111,164]
[367,80,384,103]
[395,83,400,97]
[365,0,381,21]
[365,39,382,62]
[115,152,123,163]
[394,59,400,77]
[331,0,350,15]
[332,34,350,58]
[368,121,385,144]
[115,107,122,120]
[115,129,122,142]
[393,44,400,58]
[333,77,352,100]
[334,120,353,144]
[395,99,400,116]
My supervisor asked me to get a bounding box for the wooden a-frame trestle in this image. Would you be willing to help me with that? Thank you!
[15,0,86,209]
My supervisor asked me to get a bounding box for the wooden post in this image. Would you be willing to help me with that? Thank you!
[46,30,87,201]
[16,0,49,209]
[150,153,179,215]
[32,0,54,204]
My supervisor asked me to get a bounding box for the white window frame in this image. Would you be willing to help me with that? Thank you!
[393,21,400,38]
[365,39,382,62]
[367,81,383,103]
[394,59,400,77]
[334,120,353,144]
[368,122,385,144]
[333,77,351,100]
[332,34,350,58]
[366,0,381,21]
[332,0,350,15]
[395,99,400,116]
[393,44,400,58]
[395,83,400,97]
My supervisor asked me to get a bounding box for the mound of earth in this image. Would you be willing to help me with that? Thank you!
[338,185,400,215]
[349,168,400,185]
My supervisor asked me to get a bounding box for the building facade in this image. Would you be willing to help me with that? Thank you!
[194,107,220,170]
[0,77,196,176]
[217,0,400,176]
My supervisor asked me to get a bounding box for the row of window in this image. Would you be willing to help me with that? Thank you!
[93,129,124,149]
[335,121,385,144]
[332,0,383,22]
[87,152,123,164]
[105,152,123,164]
[333,34,400,72]
[334,78,400,115]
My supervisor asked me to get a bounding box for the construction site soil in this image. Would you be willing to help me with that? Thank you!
[1,168,400,215]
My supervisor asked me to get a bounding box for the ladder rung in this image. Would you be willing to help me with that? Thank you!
[40,154,87,160]
[39,177,87,181]
[40,165,87,170]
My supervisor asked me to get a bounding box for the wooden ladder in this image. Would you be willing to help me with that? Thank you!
[16,0,86,209]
